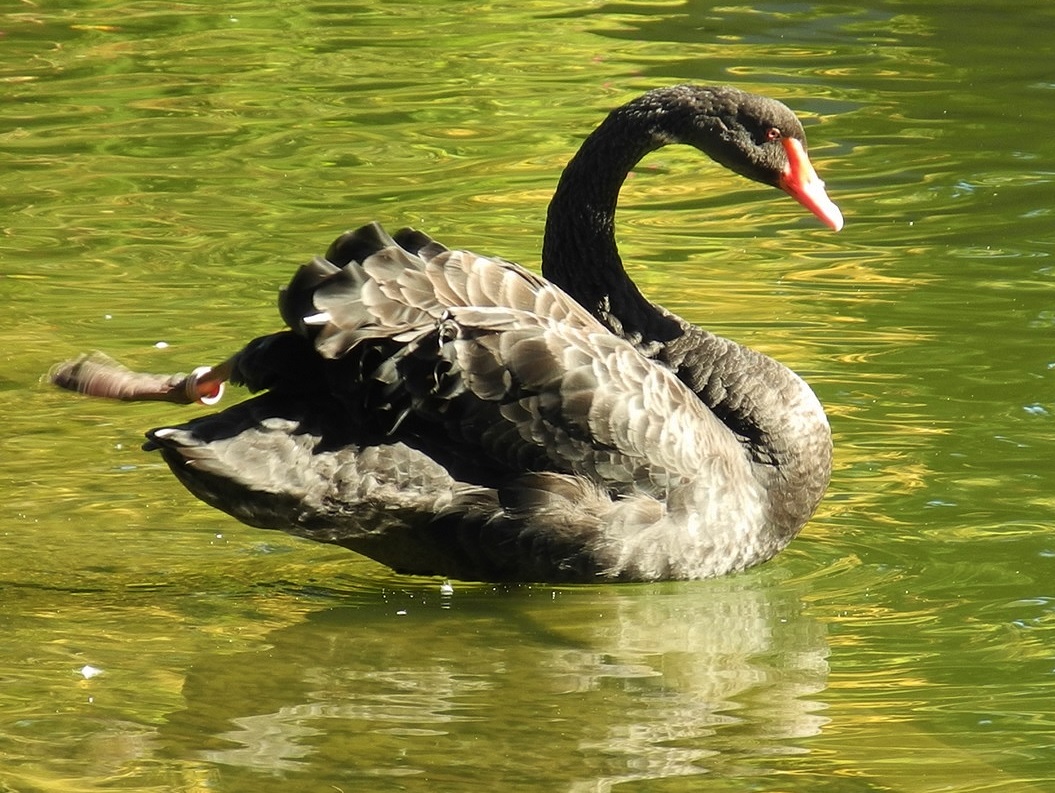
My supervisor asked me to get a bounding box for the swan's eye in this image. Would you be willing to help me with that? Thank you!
[765,127,781,142]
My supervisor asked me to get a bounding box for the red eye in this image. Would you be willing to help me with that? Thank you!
[766,127,781,141]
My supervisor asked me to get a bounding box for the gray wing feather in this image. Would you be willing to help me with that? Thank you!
[297,227,745,493]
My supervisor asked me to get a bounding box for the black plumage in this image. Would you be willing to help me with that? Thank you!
[52,85,841,582]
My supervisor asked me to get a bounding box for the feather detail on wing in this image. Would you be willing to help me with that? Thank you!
[269,223,748,499]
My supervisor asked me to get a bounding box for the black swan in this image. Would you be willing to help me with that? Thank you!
[52,85,842,583]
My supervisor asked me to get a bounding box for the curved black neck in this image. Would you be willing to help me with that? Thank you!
[541,95,683,351]
[540,86,763,350]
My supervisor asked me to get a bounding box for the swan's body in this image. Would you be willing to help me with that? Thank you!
[53,85,841,583]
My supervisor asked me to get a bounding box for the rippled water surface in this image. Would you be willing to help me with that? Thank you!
[3,1,1055,791]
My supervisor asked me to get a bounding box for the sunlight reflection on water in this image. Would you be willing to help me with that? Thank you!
[3,0,1055,791]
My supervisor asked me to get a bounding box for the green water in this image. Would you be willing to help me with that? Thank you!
[3,1,1055,790]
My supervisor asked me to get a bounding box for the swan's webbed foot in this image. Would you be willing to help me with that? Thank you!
[49,351,230,406]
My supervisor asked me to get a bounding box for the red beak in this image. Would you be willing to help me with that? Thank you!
[778,137,843,232]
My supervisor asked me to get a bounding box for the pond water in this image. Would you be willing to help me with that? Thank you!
[3,1,1055,790]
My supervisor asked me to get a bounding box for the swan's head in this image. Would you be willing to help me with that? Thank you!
[646,85,844,232]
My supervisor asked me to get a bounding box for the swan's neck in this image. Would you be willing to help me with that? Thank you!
[541,97,684,351]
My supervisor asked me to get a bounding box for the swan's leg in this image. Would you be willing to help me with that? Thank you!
[49,352,235,406]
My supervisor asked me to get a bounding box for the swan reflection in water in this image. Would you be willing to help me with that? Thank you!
[160,574,829,787]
